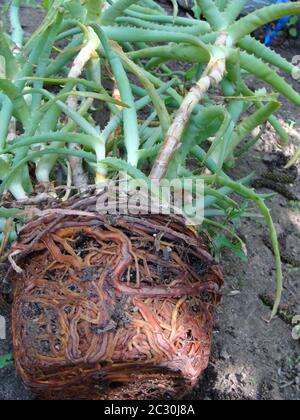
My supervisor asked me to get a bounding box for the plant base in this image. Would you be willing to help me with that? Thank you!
[11,197,223,400]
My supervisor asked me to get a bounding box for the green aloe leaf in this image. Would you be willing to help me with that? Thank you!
[0,353,12,369]
[0,79,30,124]
[0,154,13,179]
[0,28,19,79]
[25,0,65,49]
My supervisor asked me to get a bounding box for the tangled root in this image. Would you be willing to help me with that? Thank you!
[11,196,223,400]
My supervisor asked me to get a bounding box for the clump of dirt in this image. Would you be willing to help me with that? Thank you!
[252,152,299,201]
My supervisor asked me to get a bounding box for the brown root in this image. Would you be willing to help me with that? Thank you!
[11,197,223,400]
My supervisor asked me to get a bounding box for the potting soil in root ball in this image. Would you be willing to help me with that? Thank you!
[11,197,223,400]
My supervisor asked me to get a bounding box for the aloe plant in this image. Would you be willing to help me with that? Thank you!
[0,0,300,319]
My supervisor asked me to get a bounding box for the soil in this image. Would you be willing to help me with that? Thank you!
[0,0,299,401]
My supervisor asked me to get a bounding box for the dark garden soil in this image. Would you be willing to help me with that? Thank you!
[0,0,299,400]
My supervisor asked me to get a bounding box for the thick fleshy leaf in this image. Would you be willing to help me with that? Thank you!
[0,79,30,124]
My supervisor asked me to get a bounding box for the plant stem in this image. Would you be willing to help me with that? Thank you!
[150,33,228,181]
[67,26,100,188]
[94,26,141,167]
[112,43,171,136]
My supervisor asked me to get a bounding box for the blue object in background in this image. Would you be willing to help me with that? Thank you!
[265,0,291,46]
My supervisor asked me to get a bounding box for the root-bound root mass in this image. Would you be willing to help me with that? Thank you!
[11,198,223,400]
